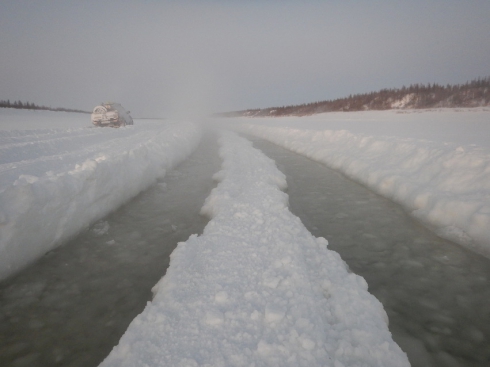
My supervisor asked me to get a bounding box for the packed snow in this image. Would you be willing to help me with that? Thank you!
[100,131,409,367]
[0,109,202,279]
[227,108,490,257]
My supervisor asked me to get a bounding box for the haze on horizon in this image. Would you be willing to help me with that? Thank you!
[1,0,489,117]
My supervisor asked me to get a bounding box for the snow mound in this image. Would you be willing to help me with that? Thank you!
[100,132,409,367]
[0,119,202,280]
[235,124,490,258]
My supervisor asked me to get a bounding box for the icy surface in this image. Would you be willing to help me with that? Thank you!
[252,137,490,367]
[0,110,202,279]
[100,132,409,367]
[228,109,490,257]
[0,133,221,367]
[7,108,486,365]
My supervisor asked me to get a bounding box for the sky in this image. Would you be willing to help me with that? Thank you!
[1,0,489,117]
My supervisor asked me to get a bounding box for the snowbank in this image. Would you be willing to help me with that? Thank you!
[224,108,490,147]
[100,132,409,367]
[234,123,490,257]
[0,119,202,280]
[0,108,90,130]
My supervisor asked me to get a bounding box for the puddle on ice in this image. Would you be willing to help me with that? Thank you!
[0,132,221,367]
[251,137,490,367]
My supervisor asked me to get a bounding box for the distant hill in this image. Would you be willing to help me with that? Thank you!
[218,77,490,117]
[0,99,90,114]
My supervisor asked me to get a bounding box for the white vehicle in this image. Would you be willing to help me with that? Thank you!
[91,102,133,127]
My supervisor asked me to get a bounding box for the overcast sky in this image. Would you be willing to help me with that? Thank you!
[1,0,489,117]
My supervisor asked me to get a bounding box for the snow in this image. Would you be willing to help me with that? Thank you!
[227,108,490,258]
[390,94,416,109]
[0,108,90,130]
[5,107,486,365]
[100,132,409,367]
[0,109,202,280]
[228,108,490,147]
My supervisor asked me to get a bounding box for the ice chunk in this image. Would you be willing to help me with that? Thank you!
[92,221,109,236]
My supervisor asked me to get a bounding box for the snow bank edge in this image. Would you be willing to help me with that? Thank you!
[0,122,202,280]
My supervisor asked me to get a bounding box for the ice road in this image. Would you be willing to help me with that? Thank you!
[2,108,490,367]
[100,131,409,367]
[0,110,201,280]
[229,108,490,258]
[251,137,490,367]
[0,132,221,367]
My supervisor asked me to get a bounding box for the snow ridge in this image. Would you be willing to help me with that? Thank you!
[0,121,202,280]
[235,124,490,258]
[100,132,409,367]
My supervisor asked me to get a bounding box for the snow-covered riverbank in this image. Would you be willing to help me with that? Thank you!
[100,131,409,367]
[0,109,202,279]
[227,108,490,257]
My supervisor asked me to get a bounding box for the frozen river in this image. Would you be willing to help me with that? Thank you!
[1,129,489,367]
[251,137,490,367]
[0,133,220,367]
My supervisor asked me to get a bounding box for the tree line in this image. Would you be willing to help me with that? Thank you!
[0,99,90,114]
[217,76,490,117]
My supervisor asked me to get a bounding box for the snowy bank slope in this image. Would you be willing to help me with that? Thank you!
[0,119,202,280]
[0,108,90,130]
[100,132,409,367]
[235,123,490,257]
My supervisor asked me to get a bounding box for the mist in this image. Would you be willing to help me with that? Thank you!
[1,0,490,117]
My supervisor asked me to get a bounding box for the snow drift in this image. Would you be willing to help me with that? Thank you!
[100,132,409,367]
[234,123,490,258]
[0,119,202,280]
